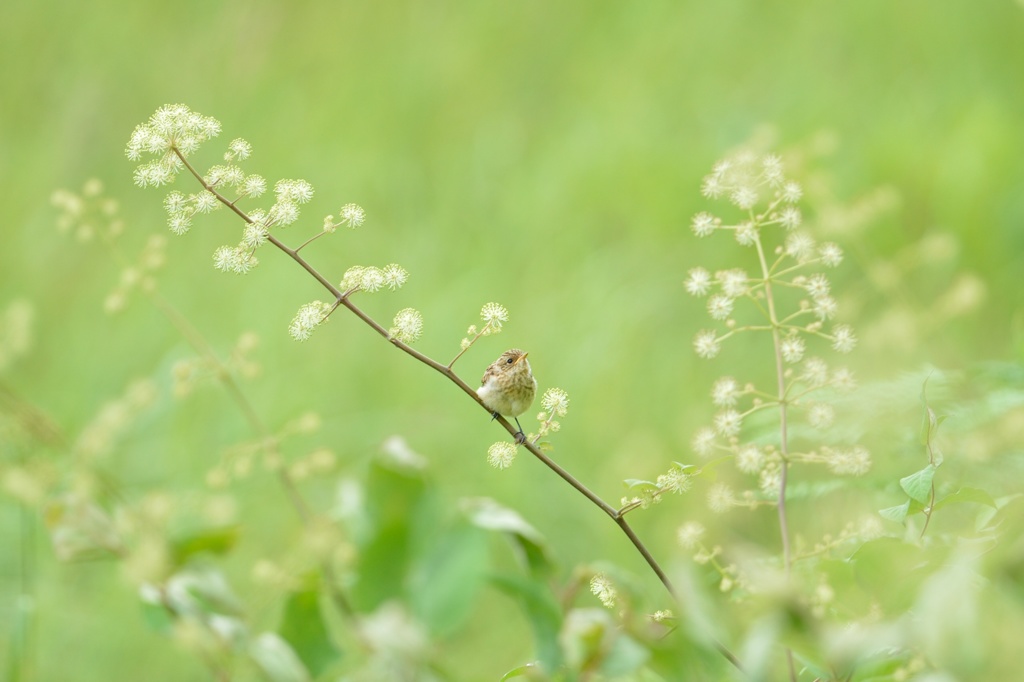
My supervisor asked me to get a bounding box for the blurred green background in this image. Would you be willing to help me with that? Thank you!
[2,0,1024,679]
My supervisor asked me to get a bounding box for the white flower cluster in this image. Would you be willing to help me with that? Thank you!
[288,301,332,341]
[340,264,410,293]
[684,151,871,508]
[127,104,221,187]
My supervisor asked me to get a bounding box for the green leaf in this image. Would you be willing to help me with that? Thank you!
[879,501,910,523]
[279,575,341,677]
[171,525,240,567]
[899,465,936,504]
[140,600,174,633]
[248,632,311,682]
[500,663,539,680]
[463,498,554,578]
[167,564,244,616]
[932,486,997,512]
[491,574,563,672]
[600,632,650,676]
[355,457,429,609]
[623,478,655,488]
[851,538,934,612]
[410,523,490,636]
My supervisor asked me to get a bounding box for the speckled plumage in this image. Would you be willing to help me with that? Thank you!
[477,348,537,419]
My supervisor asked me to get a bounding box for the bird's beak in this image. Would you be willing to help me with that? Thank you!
[514,352,529,365]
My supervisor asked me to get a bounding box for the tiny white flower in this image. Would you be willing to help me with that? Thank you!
[692,427,717,457]
[480,302,508,334]
[736,444,764,474]
[707,294,734,320]
[339,203,365,227]
[714,409,742,436]
[694,330,721,359]
[781,181,803,203]
[808,403,835,430]
[762,154,783,184]
[730,185,758,210]
[701,175,724,199]
[820,242,844,267]
[781,336,806,363]
[801,357,829,386]
[288,301,331,341]
[486,441,517,470]
[831,325,857,353]
[226,138,252,160]
[541,388,570,417]
[360,267,385,292]
[711,376,740,407]
[707,483,735,513]
[813,295,838,320]
[785,233,816,262]
[779,206,802,229]
[382,264,409,290]
[242,222,268,249]
[735,221,757,246]
[805,274,830,298]
[269,200,300,226]
[677,521,705,550]
[242,175,267,197]
[685,268,712,296]
[590,574,617,609]
[826,446,871,476]
[691,212,717,237]
[832,367,857,391]
[389,308,424,344]
[718,269,749,298]
[759,467,782,495]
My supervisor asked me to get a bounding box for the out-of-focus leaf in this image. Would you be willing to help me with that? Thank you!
[500,662,539,680]
[851,538,933,612]
[248,632,311,682]
[165,564,244,617]
[410,522,489,636]
[491,574,563,673]
[899,465,936,504]
[462,497,554,577]
[170,525,240,567]
[355,455,429,610]
[932,486,997,512]
[279,574,341,677]
[559,608,610,672]
[600,631,649,676]
[43,494,122,561]
[140,599,174,633]
[879,501,910,523]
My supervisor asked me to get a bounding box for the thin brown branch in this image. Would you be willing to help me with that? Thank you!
[170,144,745,671]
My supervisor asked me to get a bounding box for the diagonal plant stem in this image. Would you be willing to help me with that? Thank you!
[172,147,743,671]
[753,230,797,682]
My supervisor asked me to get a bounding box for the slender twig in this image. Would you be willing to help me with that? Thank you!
[172,145,746,671]
[293,229,328,253]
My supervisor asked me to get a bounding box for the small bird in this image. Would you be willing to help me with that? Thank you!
[477,348,537,441]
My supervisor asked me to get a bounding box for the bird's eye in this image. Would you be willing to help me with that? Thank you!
[506,357,514,364]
